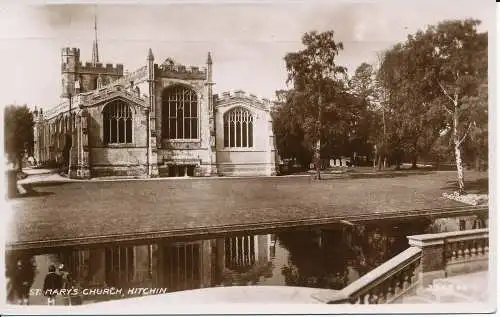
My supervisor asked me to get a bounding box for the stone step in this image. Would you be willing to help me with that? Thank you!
[407,285,479,303]
[431,273,487,301]
[402,295,435,304]
[403,287,478,304]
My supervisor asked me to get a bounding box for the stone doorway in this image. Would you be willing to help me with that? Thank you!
[167,165,196,177]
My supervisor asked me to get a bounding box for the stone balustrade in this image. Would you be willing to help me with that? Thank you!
[315,247,422,304]
[315,228,489,304]
[408,228,489,285]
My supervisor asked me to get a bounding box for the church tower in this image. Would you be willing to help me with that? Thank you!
[60,9,124,97]
[61,47,80,98]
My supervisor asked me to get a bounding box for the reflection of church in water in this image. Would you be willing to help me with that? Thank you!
[59,235,273,294]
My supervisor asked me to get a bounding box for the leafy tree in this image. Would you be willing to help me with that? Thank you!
[272,90,313,168]
[407,19,487,193]
[349,62,381,167]
[284,30,348,179]
[461,79,488,171]
[4,105,34,171]
[374,19,486,185]
[375,46,406,169]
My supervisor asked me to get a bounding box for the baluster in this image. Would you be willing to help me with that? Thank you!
[402,271,410,290]
[470,241,477,257]
[410,263,417,284]
[394,276,402,296]
[368,292,378,304]
[445,243,452,262]
[365,293,372,305]
[377,286,387,304]
[451,242,458,260]
[477,240,484,255]
[463,241,470,258]
[457,241,464,259]
[484,240,489,254]
[359,293,366,304]
[365,292,371,304]
[386,282,394,301]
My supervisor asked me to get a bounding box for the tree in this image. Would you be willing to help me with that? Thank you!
[349,62,381,167]
[272,90,313,168]
[462,79,488,171]
[284,31,348,179]
[376,46,405,170]
[4,105,34,171]
[373,19,486,185]
[410,19,487,193]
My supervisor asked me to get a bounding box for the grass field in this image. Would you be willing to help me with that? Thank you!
[6,169,488,246]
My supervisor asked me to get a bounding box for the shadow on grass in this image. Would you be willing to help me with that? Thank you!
[9,184,55,199]
[441,178,488,194]
[347,171,434,180]
[28,181,71,188]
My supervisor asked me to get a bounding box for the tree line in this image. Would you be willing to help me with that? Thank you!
[272,19,488,193]
[4,104,34,171]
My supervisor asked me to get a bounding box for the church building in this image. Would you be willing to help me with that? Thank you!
[33,24,278,178]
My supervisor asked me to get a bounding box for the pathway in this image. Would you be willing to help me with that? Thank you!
[401,271,489,303]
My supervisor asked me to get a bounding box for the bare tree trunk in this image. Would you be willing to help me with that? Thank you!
[453,108,466,194]
[315,139,321,180]
[475,155,481,171]
[411,156,418,169]
[394,153,401,170]
[17,153,23,172]
[435,158,441,171]
[315,94,322,180]
[382,108,387,170]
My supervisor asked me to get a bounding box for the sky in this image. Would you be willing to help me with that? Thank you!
[0,0,495,110]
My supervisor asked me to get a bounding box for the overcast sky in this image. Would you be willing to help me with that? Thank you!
[0,0,494,110]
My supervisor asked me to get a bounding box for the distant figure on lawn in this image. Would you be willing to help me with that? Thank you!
[43,265,63,305]
[10,259,36,305]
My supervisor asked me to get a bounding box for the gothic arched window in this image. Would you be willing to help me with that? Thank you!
[162,86,198,139]
[103,100,133,144]
[223,107,254,148]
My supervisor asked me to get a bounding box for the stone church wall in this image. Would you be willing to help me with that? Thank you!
[214,92,277,176]
[85,99,150,177]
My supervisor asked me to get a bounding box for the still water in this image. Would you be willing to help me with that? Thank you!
[5,216,484,305]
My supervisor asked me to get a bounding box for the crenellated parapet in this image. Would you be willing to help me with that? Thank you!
[154,62,207,80]
[101,65,148,89]
[76,62,124,75]
[214,90,274,110]
[62,47,80,57]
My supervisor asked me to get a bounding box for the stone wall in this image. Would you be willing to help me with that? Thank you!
[152,69,214,175]
[214,91,277,176]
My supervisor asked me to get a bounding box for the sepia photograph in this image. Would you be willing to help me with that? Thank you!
[1,0,496,314]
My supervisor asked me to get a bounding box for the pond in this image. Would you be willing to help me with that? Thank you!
[5,215,485,305]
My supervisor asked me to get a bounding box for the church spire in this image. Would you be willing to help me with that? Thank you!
[92,8,100,66]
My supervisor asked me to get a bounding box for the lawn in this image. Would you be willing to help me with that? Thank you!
[6,170,488,248]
